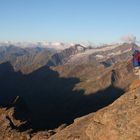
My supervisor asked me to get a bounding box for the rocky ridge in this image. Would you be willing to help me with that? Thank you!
[48,78,140,140]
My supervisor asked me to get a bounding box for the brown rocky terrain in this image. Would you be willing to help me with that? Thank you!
[0,62,125,131]
[1,76,139,140]
[48,78,140,140]
[0,60,139,140]
[0,96,31,140]
[53,60,134,94]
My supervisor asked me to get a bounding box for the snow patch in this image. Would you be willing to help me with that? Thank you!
[66,44,121,63]
[96,55,104,58]
[123,48,132,53]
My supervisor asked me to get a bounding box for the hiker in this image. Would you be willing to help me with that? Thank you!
[133,50,140,66]
[132,50,140,76]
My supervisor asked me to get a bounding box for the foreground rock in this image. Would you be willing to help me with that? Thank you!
[0,107,30,140]
[48,79,140,140]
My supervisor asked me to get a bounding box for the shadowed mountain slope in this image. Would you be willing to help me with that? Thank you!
[0,62,125,132]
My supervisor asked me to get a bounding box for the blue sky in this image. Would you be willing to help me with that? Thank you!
[0,0,140,43]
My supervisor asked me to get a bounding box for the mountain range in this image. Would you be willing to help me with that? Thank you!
[0,42,138,72]
[0,42,139,140]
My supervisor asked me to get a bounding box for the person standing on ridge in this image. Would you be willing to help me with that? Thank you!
[132,50,140,76]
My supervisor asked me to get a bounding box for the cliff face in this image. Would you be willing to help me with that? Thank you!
[48,79,140,140]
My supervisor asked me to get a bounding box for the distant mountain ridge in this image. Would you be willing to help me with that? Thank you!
[45,42,138,68]
[0,42,138,73]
